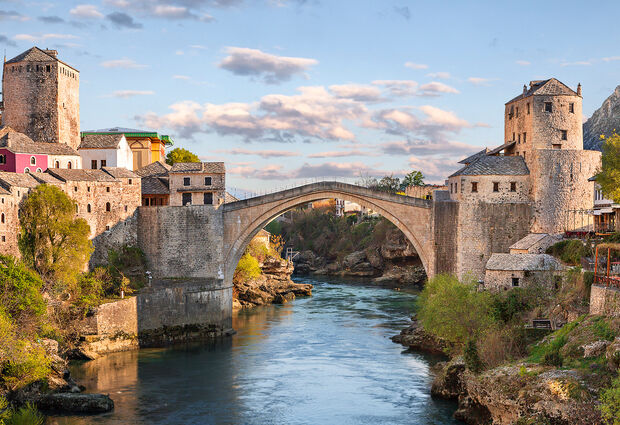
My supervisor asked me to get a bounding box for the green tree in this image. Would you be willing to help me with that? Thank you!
[0,256,45,331]
[373,175,401,193]
[597,132,620,203]
[400,170,425,190]
[416,274,495,347]
[18,185,92,288]
[600,375,620,425]
[165,147,200,165]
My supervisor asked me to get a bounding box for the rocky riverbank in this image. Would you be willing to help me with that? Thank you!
[293,227,426,286]
[233,256,312,308]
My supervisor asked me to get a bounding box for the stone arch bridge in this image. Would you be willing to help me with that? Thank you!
[134,181,462,343]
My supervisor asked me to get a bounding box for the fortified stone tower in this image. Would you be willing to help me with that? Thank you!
[504,79,600,233]
[1,47,80,150]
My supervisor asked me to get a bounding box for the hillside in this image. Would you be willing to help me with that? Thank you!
[584,85,620,151]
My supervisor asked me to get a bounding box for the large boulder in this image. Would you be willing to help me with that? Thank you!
[343,251,367,269]
[37,393,114,414]
[391,320,449,355]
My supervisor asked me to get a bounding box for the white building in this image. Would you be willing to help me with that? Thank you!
[78,134,133,170]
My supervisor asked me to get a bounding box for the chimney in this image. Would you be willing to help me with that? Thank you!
[43,49,58,58]
[577,83,582,96]
[523,84,527,94]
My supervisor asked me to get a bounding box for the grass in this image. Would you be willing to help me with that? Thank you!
[528,317,584,364]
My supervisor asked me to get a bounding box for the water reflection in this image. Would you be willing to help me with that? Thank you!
[48,277,462,425]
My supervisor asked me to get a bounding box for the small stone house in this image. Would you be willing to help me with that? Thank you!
[78,133,133,170]
[509,233,558,254]
[168,162,225,207]
[136,161,171,206]
[484,253,564,291]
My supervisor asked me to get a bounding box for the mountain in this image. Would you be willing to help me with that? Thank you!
[583,85,620,151]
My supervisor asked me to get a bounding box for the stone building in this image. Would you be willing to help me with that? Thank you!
[0,126,81,172]
[80,127,173,170]
[169,162,225,207]
[1,47,80,150]
[405,184,448,200]
[484,253,564,291]
[78,133,133,170]
[136,161,171,206]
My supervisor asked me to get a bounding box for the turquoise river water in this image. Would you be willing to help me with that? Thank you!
[48,276,462,425]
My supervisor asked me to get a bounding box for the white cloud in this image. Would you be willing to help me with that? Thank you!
[14,33,78,42]
[560,61,591,67]
[603,56,620,62]
[173,75,191,80]
[515,60,530,66]
[467,77,497,86]
[307,149,373,158]
[407,156,459,182]
[220,148,300,158]
[218,47,318,84]
[404,61,428,70]
[70,4,103,19]
[329,84,383,102]
[418,81,459,96]
[100,58,148,69]
[381,139,479,156]
[372,80,418,97]
[426,72,451,79]
[110,90,154,98]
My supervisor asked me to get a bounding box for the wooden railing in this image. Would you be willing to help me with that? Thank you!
[594,275,620,289]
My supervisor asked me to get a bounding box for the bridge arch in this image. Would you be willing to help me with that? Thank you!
[222,182,434,283]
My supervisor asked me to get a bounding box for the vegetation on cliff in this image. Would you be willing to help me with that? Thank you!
[595,132,620,203]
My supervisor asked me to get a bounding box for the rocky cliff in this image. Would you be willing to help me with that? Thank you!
[583,85,620,151]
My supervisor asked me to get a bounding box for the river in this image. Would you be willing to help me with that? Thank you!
[48,276,461,425]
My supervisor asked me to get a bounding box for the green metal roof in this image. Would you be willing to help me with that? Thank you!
[80,130,174,146]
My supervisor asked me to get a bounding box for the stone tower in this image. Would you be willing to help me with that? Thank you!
[1,47,80,150]
[504,79,600,234]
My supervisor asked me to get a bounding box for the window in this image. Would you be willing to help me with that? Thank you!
[569,103,574,113]
[101,160,106,168]
[128,179,132,185]
[1,236,4,242]
[552,144,562,149]
[512,277,520,287]
[516,107,519,117]
[183,177,191,186]
[124,205,128,212]
[46,65,50,72]
[105,202,111,212]
[0,155,5,164]
[1,213,4,223]
[450,183,453,193]
[512,132,515,141]
[544,102,552,112]
[523,152,526,160]
[106,187,110,192]
[561,130,567,140]
[455,182,458,193]
[204,192,213,205]
[30,156,36,166]
[24,167,30,173]
[471,182,478,193]
[74,186,78,192]
[493,182,499,192]
[87,204,91,213]
[205,176,212,186]
[518,134,521,144]
[91,160,97,169]
[182,193,192,206]
[67,161,72,169]
[510,182,517,192]
[509,105,514,119]
[106,225,110,231]
[527,103,530,114]
[87,186,91,192]
[55,161,60,168]
[523,132,527,144]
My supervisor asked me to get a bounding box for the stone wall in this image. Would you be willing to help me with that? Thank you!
[448,174,530,203]
[504,94,534,152]
[531,94,583,151]
[590,285,620,317]
[432,196,459,276]
[56,63,80,150]
[456,202,533,279]
[0,190,19,256]
[169,173,225,206]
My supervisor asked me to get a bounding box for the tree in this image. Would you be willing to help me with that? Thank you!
[597,133,620,203]
[370,175,401,193]
[165,147,200,165]
[400,170,425,191]
[18,185,92,288]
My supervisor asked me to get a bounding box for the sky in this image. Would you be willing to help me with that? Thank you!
[1,0,620,192]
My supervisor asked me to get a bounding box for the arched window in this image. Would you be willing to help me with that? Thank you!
[1,213,4,224]
[67,161,72,169]
[105,202,111,212]
[55,161,60,168]
[0,155,5,164]
[87,204,91,213]
[24,167,30,173]
[30,156,36,166]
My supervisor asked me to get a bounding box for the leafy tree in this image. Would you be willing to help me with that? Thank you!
[400,170,425,191]
[234,252,262,284]
[597,132,620,203]
[165,147,200,165]
[18,185,92,288]
[416,274,495,347]
[600,375,620,425]
[374,175,401,193]
[0,256,46,330]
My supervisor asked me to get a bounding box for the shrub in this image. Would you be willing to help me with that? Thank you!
[542,350,563,367]
[0,256,45,331]
[234,252,261,284]
[546,240,589,265]
[416,274,495,347]
[491,288,532,323]
[479,325,528,369]
[107,245,147,292]
[599,375,620,425]
[464,339,484,373]
[4,403,45,425]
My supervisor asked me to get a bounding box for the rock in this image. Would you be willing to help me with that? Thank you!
[582,340,610,358]
[40,338,59,356]
[606,337,620,369]
[343,251,367,269]
[431,357,466,399]
[391,320,449,355]
[380,228,419,260]
[583,85,620,151]
[365,247,384,269]
[273,292,295,304]
[37,393,114,414]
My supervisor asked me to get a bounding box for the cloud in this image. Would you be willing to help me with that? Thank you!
[0,10,29,21]
[14,33,78,42]
[70,4,104,19]
[138,85,368,141]
[110,90,155,98]
[407,156,459,182]
[190,44,207,49]
[603,56,620,62]
[467,77,497,86]
[372,80,418,97]
[329,84,383,102]
[152,5,214,21]
[515,60,530,66]
[106,11,142,29]
[307,149,373,158]
[0,35,17,47]
[229,161,392,180]
[38,15,65,24]
[218,47,317,84]
[220,148,300,158]
[404,61,427,70]
[393,6,410,20]
[100,58,147,69]
[418,81,459,96]
[427,72,451,79]
[173,75,191,80]
[228,164,289,180]
[380,139,479,156]
[560,61,591,67]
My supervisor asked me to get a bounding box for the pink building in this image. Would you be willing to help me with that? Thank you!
[0,126,81,173]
